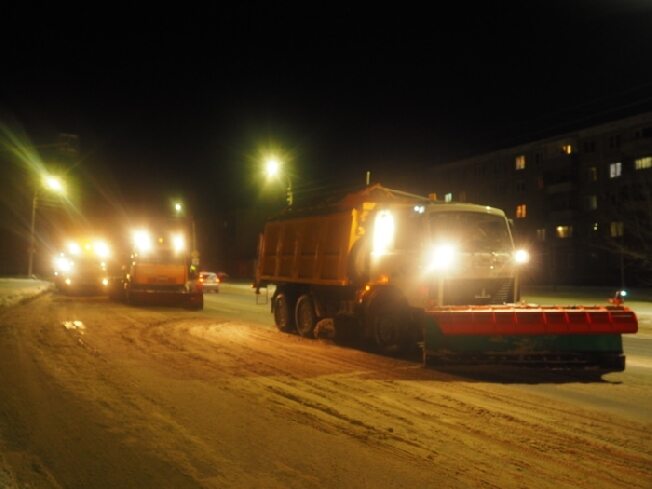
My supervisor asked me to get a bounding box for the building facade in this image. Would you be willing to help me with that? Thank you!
[429,112,652,286]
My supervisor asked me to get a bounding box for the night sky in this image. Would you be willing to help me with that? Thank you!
[2,2,652,272]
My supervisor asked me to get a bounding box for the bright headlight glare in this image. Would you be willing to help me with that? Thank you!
[94,240,110,258]
[172,233,185,253]
[67,242,81,255]
[427,244,457,271]
[514,249,530,264]
[133,230,152,253]
[372,210,395,256]
[54,255,73,273]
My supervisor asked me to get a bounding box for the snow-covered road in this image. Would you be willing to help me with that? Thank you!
[0,289,650,488]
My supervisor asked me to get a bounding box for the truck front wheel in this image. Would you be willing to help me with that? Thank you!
[273,292,296,332]
[295,294,317,338]
[365,290,410,354]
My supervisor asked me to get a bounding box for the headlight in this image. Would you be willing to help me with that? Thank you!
[172,233,186,253]
[514,249,530,264]
[54,255,74,273]
[372,210,395,256]
[94,240,110,258]
[133,230,152,253]
[426,244,457,272]
[67,242,81,255]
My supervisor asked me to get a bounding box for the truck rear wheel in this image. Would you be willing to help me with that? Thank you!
[273,292,295,332]
[295,294,317,338]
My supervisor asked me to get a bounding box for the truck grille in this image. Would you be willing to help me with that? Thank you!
[442,278,515,305]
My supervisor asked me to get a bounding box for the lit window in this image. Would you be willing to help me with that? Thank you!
[562,144,573,155]
[515,155,526,170]
[635,156,652,170]
[609,162,622,178]
[536,228,546,241]
[586,195,597,210]
[610,221,624,237]
[556,225,573,239]
[445,193,452,203]
[516,204,527,218]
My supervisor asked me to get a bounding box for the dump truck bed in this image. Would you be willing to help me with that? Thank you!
[257,210,358,286]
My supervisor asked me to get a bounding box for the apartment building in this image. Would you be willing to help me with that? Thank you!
[428,112,652,286]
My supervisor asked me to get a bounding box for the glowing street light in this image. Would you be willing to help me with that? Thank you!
[265,157,280,179]
[28,175,66,277]
[264,155,293,206]
[44,175,64,193]
[174,201,183,215]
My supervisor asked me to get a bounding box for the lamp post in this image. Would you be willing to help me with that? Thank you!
[173,199,198,270]
[264,156,293,206]
[27,175,65,277]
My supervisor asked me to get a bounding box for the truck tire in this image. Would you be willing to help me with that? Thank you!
[295,294,317,338]
[273,292,295,332]
[365,289,410,354]
[186,293,204,311]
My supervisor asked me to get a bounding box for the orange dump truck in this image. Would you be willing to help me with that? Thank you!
[52,236,112,294]
[255,184,637,371]
[117,218,203,310]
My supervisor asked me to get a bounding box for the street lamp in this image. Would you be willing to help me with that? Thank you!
[264,156,293,206]
[171,199,198,269]
[27,175,66,277]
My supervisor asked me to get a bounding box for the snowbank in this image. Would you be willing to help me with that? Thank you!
[0,278,53,309]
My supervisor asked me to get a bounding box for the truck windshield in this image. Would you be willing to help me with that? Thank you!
[429,212,512,252]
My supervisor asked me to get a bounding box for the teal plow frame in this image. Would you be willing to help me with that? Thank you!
[422,314,629,371]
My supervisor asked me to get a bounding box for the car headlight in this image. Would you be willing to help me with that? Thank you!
[172,233,186,253]
[514,249,530,264]
[133,230,152,253]
[426,243,457,272]
[94,240,110,258]
[372,210,395,256]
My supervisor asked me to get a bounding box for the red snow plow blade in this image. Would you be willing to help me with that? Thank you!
[427,305,638,336]
[422,305,638,371]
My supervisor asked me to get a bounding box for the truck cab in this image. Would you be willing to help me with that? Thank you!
[367,202,527,309]
[122,219,203,309]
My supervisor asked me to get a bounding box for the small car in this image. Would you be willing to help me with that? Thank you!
[199,271,220,293]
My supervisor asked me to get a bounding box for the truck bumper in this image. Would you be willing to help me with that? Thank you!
[56,276,110,295]
[127,286,203,310]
